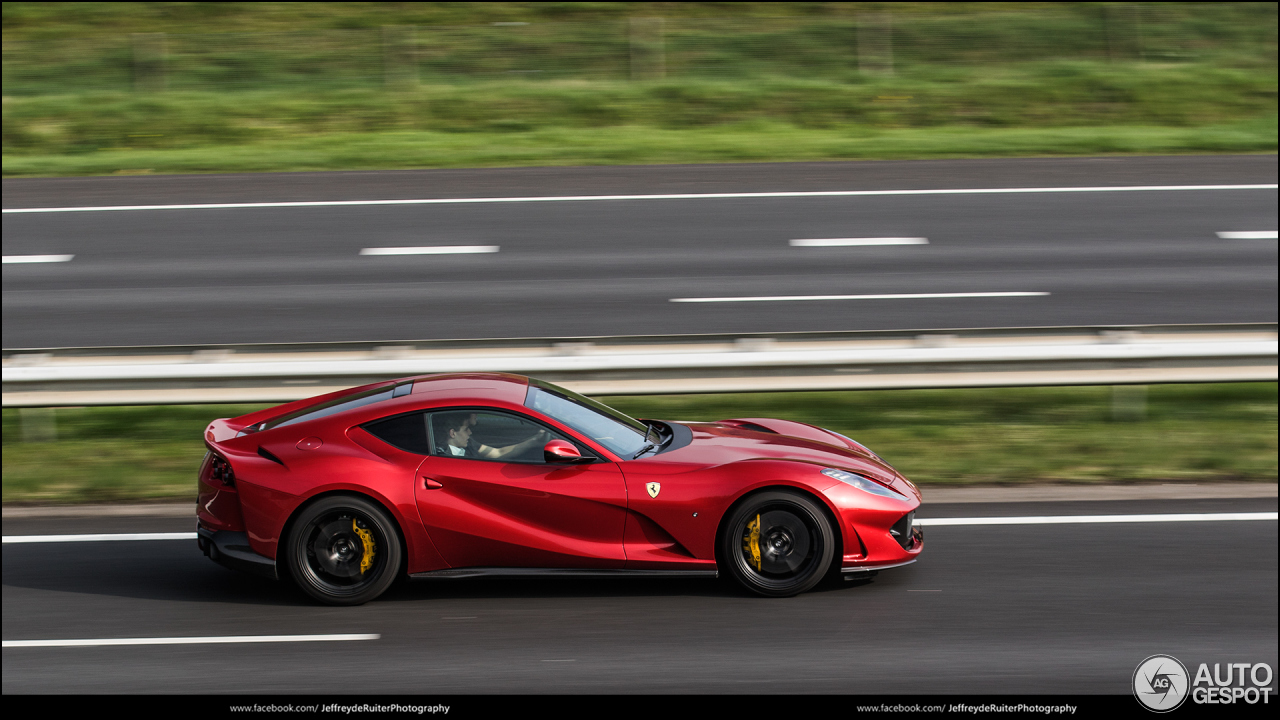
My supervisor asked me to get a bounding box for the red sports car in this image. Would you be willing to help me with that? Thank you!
[197,373,923,605]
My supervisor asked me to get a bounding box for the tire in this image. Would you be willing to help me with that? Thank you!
[286,495,402,606]
[720,490,835,598]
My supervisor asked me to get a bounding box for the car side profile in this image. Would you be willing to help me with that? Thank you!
[197,373,923,605]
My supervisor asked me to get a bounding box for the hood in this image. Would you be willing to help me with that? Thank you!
[654,417,902,488]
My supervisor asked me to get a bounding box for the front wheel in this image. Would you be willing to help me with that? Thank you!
[285,496,402,606]
[721,491,835,597]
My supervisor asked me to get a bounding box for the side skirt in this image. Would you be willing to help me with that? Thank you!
[410,567,718,580]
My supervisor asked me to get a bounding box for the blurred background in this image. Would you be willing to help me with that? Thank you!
[3,2,1276,174]
[2,3,1276,503]
[2,3,1277,699]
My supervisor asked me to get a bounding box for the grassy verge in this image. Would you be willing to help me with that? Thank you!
[5,119,1276,177]
[5,4,1274,175]
[4,383,1275,505]
[5,62,1277,177]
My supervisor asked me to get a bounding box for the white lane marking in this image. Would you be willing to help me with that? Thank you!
[5,511,1272,544]
[3,532,195,544]
[2,634,379,648]
[671,291,1049,303]
[917,512,1277,527]
[791,237,928,247]
[3,254,74,264]
[1217,231,1278,239]
[3,184,1274,214]
[359,245,499,256]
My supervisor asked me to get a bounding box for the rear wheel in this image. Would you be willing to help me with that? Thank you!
[286,496,402,606]
[721,491,835,597]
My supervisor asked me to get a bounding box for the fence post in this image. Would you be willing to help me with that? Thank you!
[131,33,167,91]
[1105,4,1146,63]
[630,17,665,80]
[382,25,418,88]
[857,13,893,76]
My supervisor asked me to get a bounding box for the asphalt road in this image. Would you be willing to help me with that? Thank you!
[4,497,1275,694]
[3,156,1276,349]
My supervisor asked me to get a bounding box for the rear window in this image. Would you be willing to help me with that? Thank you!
[259,381,411,431]
[363,411,431,454]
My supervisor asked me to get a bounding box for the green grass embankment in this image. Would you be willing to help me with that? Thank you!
[4,2,1275,175]
[5,65,1277,176]
[4,383,1275,505]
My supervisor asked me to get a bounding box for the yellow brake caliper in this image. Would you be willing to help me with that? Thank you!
[353,519,376,574]
[745,514,762,571]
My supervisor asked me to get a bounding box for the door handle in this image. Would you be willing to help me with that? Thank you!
[423,477,444,490]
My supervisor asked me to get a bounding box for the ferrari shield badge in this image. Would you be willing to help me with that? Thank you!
[646,482,661,498]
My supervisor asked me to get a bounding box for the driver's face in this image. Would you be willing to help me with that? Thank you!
[448,423,472,447]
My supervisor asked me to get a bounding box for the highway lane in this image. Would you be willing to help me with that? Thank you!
[3,497,1275,694]
[3,156,1276,349]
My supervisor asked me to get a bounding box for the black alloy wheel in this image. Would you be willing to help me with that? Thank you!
[286,495,402,606]
[721,490,835,597]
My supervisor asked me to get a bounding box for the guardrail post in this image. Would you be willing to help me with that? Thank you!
[1111,385,1148,422]
[857,13,893,76]
[19,407,57,442]
[1104,5,1143,63]
[382,25,418,88]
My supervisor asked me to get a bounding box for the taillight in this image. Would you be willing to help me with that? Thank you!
[210,456,235,486]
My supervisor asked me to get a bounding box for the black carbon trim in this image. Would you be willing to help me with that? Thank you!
[652,421,694,454]
[410,567,717,580]
[198,527,277,581]
[841,558,918,574]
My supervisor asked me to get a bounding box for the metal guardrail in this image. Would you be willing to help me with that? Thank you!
[2,324,1275,406]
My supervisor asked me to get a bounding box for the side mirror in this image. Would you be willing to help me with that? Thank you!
[544,439,588,463]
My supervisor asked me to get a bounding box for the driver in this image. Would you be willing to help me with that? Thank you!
[436,412,550,460]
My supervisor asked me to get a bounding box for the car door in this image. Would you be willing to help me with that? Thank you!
[412,408,628,569]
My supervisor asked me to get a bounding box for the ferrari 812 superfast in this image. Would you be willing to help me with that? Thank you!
[197,373,923,604]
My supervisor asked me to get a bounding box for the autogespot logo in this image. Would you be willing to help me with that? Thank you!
[1134,655,1190,712]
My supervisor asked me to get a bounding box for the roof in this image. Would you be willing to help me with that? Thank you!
[407,372,530,404]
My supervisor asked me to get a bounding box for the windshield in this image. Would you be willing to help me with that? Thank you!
[524,379,649,458]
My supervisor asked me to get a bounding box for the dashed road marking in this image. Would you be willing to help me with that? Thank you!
[791,237,928,247]
[359,246,498,256]
[671,291,1049,303]
[3,254,74,264]
[1216,231,1277,239]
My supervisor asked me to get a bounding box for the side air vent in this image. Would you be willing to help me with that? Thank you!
[257,446,285,466]
[719,420,778,434]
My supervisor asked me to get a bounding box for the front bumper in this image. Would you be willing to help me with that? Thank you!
[841,518,923,576]
[197,525,277,581]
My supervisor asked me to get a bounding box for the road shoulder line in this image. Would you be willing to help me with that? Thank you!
[3,483,1276,518]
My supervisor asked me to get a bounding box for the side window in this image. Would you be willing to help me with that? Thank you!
[428,409,577,464]
[363,411,431,455]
